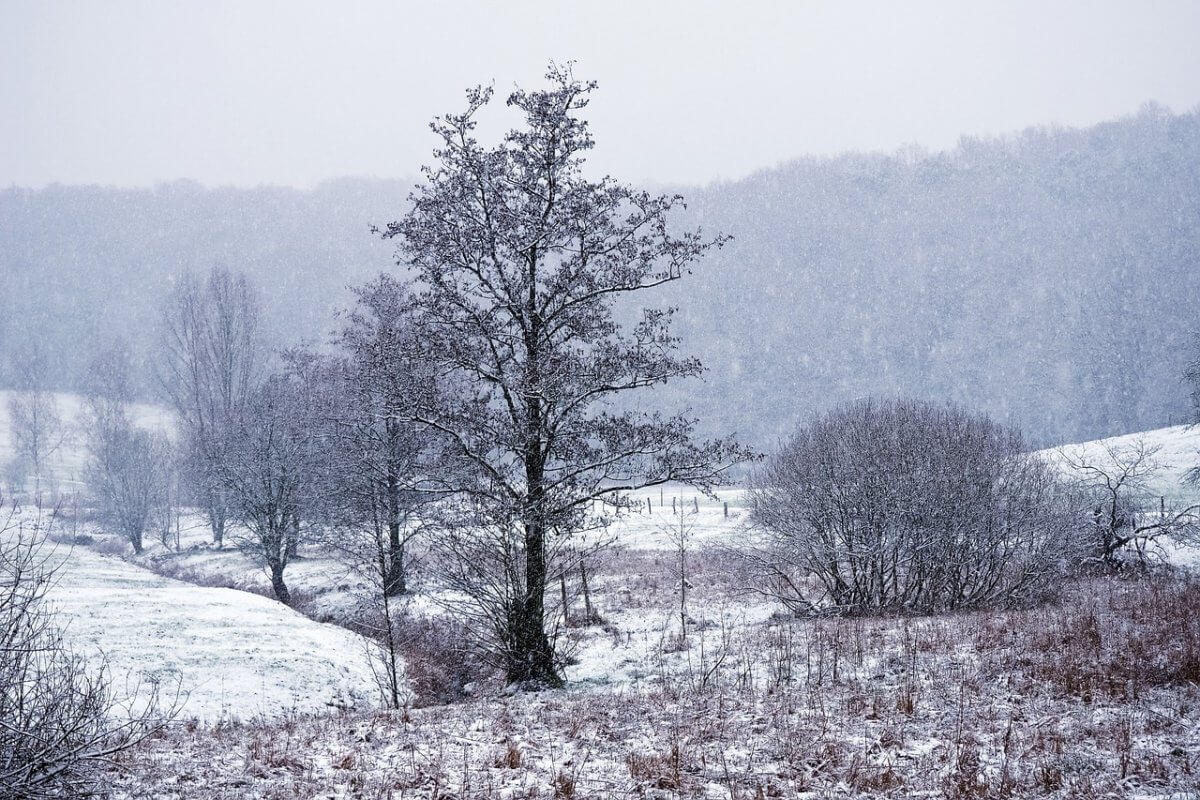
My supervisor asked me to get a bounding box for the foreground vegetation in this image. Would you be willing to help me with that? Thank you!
[106,560,1200,799]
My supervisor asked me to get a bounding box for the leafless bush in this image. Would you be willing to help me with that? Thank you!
[0,504,172,798]
[747,398,1085,615]
[381,612,492,706]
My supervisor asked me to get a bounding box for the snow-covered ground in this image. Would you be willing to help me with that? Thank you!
[1042,422,1200,504]
[57,544,381,722]
[5,511,382,723]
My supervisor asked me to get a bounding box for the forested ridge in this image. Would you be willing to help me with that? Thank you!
[3,103,1197,447]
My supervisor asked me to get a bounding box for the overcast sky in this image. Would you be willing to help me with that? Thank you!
[3,0,1199,190]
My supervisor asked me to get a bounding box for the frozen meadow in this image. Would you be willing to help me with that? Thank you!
[4,398,1200,797]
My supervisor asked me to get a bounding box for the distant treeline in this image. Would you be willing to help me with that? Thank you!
[2,103,1197,447]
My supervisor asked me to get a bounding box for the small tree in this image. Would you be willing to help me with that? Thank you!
[748,398,1082,616]
[663,503,698,645]
[383,65,749,686]
[82,343,164,555]
[1060,437,1200,568]
[6,343,66,506]
[219,358,325,604]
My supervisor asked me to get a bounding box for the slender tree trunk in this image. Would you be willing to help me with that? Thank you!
[560,571,570,626]
[381,592,402,708]
[286,512,300,560]
[383,465,406,597]
[208,497,225,548]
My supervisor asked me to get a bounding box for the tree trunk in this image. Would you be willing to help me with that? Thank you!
[383,465,406,597]
[269,558,291,605]
[560,571,570,626]
[381,593,402,709]
[580,561,595,623]
[208,501,225,548]
[506,515,561,687]
[285,513,300,560]
[509,284,562,689]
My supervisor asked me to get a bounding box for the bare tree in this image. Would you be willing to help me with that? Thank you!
[5,343,65,507]
[331,275,451,598]
[380,65,750,687]
[0,500,173,797]
[82,343,165,555]
[663,504,698,645]
[218,356,326,605]
[1060,437,1200,568]
[747,398,1083,616]
[151,434,182,552]
[160,268,263,547]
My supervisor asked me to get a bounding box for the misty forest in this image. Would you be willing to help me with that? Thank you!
[4,7,1200,799]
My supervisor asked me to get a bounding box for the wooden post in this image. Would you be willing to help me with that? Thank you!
[672,496,677,514]
[580,562,595,623]
[724,502,728,518]
[693,497,699,513]
[560,572,570,626]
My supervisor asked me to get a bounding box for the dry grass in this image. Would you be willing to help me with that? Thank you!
[107,571,1200,799]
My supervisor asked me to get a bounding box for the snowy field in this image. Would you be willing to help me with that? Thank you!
[6,393,1200,795]
[2,514,384,722]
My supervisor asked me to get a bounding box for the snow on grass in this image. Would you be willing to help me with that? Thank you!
[1041,423,1200,505]
[108,574,1200,799]
[9,514,384,723]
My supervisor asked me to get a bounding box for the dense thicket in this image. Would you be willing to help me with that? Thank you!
[3,104,1197,446]
[747,398,1083,615]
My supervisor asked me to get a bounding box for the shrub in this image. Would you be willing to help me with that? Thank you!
[747,398,1084,615]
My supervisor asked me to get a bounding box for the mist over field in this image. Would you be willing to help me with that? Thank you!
[4,104,1199,448]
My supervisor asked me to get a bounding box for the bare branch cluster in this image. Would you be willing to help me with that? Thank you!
[747,398,1084,615]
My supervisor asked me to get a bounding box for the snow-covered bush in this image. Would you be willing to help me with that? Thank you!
[746,398,1084,615]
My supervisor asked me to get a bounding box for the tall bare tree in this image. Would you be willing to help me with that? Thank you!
[380,65,750,687]
[160,268,263,547]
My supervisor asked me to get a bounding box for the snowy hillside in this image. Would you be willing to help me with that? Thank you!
[1041,422,1200,504]
[5,513,383,722]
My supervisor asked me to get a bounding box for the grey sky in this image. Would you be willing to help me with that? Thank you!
[3,0,1199,189]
